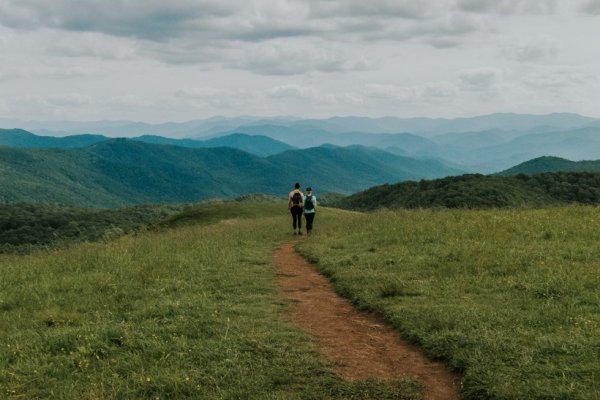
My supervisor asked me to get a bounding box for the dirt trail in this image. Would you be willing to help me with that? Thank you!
[275,240,461,400]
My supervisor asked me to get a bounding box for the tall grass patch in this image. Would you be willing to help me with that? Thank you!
[298,206,600,400]
[0,203,420,399]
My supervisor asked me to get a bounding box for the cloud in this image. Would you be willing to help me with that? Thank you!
[427,37,463,48]
[5,93,94,119]
[269,85,319,99]
[174,87,259,109]
[364,81,459,104]
[0,1,483,54]
[46,31,137,60]
[459,68,501,90]
[227,41,373,75]
[307,0,444,20]
[521,67,597,91]
[47,93,94,107]
[0,68,21,81]
[0,0,229,40]
[580,0,600,14]
[457,0,557,15]
[503,38,558,62]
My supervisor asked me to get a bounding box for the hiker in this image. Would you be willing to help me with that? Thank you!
[288,182,304,235]
[303,187,317,235]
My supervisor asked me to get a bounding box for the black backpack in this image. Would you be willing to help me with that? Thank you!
[304,195,314,211]
[292,192,303,208]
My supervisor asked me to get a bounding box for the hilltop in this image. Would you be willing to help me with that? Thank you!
[334,171,600,210]
[497,156,600,176]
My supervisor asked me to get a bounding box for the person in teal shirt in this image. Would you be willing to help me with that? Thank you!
[303,187,316,235]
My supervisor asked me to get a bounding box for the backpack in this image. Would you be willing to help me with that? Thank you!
[291,192,303,208]
[304,195,315,211]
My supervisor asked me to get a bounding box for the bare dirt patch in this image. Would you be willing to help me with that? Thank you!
[275,240,461,400]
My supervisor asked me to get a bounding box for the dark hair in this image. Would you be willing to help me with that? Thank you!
[294,182,300,189]
[306,187,312,192]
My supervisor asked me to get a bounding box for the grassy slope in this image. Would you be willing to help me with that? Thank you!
[0,203,419,400]
[297,206,600,400]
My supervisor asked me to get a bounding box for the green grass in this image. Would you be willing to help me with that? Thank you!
[0,202,420,399]
[297,206,600,400]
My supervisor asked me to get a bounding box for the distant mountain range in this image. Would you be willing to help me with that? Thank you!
[2,112,596,138]
[0,129,294,157]
[3,113,600,173]
[0,138,461,207]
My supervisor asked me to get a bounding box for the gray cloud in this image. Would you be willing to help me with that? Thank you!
[363,81,460,104]
[504,39,559,63]
[521,67,597,91]
[581,0,600,14]
[1,0,599,121]
[0,0,228,40]
[0,68,21,81]
[459,68,501,90]
[358,12,484,45]
[228,41,373,75]
[457,0,557,15]
[0,0,492,77]
[0,1,481,51]
[307,0,444,20]
[427,37,463,48]
[269,85,319,100]
[45,31,137,60]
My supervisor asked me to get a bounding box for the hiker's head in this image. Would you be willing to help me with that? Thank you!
[306,187,312,194]
[294,182,300,189]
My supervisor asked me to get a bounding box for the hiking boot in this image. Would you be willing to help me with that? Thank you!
[298,231,303,235]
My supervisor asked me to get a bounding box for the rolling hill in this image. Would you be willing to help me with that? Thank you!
[497,156,600,176]
[333,172,600,210]
[0,139,461,207]
[133,133,295,156]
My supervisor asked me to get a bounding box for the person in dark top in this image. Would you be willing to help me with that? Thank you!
[288,182,304,235]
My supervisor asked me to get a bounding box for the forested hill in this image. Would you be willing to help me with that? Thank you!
[0,139,460,207]
[0,202,181,253]
[334,172,600,210]
[497,156,600,176]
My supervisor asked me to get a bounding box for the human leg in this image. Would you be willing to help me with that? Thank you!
[305,212,315,233]
[291,208,303,233]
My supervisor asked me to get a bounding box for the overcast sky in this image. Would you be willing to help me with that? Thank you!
[1,0,599,123]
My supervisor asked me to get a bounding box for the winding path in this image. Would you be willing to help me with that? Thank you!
[274,240,461,400]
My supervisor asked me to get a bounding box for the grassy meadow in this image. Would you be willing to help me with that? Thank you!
[297,205,600,400]
[0,202,419,400]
